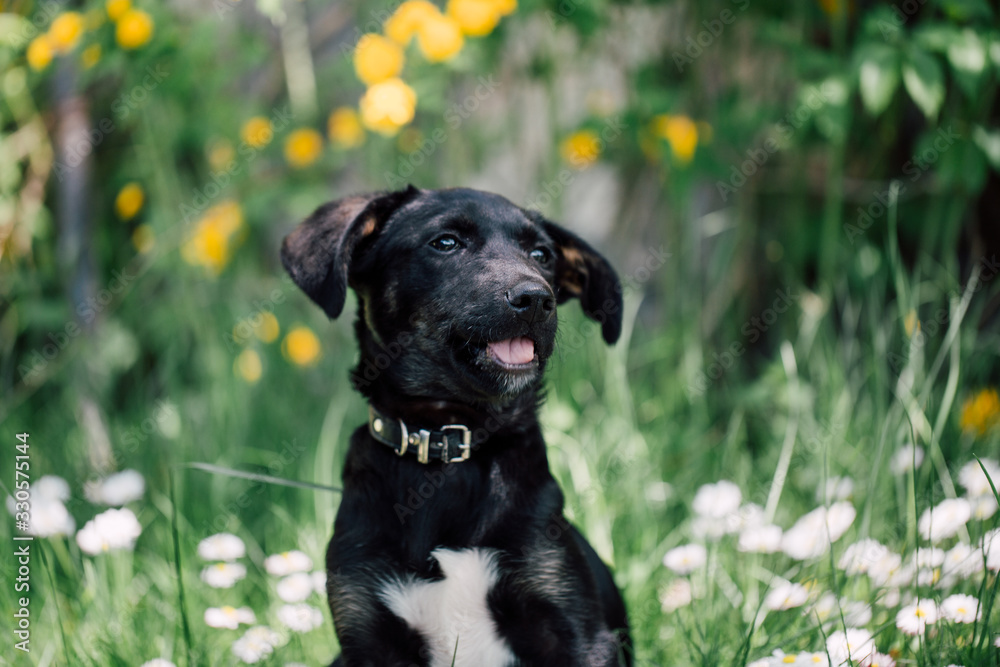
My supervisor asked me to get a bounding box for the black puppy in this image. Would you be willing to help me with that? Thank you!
[281,186,631,666]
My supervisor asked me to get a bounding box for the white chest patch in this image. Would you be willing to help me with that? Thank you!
[378,547,515,667]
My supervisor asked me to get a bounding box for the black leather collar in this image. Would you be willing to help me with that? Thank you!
[368,405,472,464]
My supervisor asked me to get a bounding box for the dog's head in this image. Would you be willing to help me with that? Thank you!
[281,186,622,404]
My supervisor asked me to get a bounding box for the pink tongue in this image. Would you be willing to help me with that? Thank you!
[487,337,535,365]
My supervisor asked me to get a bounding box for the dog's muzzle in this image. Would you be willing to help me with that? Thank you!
[368,405,472,464]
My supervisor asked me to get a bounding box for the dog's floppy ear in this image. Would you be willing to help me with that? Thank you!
[281,185,421,318]
[540,218,623,345]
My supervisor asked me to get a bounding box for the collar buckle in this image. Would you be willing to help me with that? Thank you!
[442,424,471,463]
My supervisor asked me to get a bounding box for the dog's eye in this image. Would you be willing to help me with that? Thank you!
[530,247,552,264]
[429,235,461,252]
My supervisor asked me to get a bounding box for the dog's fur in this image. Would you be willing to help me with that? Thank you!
[282,186,631,666]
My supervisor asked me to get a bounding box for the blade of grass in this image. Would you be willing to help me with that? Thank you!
[179,462,342,493]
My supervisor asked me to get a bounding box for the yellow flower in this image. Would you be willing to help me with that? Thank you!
[207,140,235,170]
[384,0,440,45]
[106,0,131,21]
[328,107,365,149]
[241,117,273,149]
[255,312,280,343]
[904,309,920,338]
[283,326,321,367]
[417,13,464,63]
[115,9,154,50]
[560,130,601,169]
[181,200,243,274]
[354,33,404,86]
[284,128,324,168]
[960,389,1000,436]
[81,44,101,69]
[491,0,517,16]
[651,114,699,164]
[49,12,85,54]
[447,0,501,37]
[234,349,262,384]
[132,224,155,253]
[359,78,417,136]
[115,182,144,220]
[26,35,53,71]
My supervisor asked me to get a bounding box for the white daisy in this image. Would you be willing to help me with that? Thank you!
[200,562,247,588]
[780,503,856,561]
[984,528,1000,571]
[659,579,692,612]
[940,593,981,623]
[890,443,924,475]
[198,533,246,561]
[819,476,854,502]
[264,550,313,576]
[76,508,142,555]
[867,551,907,587]
[895,599,938,635]
[205,605,257,629]
[958,458,1000,497]
[914,547,945,568]
[876,588,901,608]
[838,538,889,574]
[969,494,998,520]
[918,498,972,542]
[691,516,728,541]
[276,572,314,602]
[6,475,75,538]
[692,480,742,519]
[826,628,875,665]
[942,542,984,580]
[811,593,871,626]
[231,626,280,664]
[32,475,71,502]
[860,653,895,667]
[723,502,766,534]
[140,661,177,667]
[311,570,327,596]
[763,582,808,611]
[916,568,941,587]
[84,469,145,506]
[738,524,783,553]
[277,603,324,632]
[662,544,706,575]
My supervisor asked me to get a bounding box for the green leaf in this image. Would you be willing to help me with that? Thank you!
[913,24,963,53]
[857,46,900,117]
[902,48,945,120]
[947,29,988,99]
[939,0,994,21]
[972,126,1000,171]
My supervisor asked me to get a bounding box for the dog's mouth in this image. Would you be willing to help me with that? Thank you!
[484,336,537,369]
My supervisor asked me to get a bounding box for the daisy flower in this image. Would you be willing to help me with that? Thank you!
[311,570,327,596]
[738,524,783,553]
[941,542,983,581]
[84,469,145,505]
[895,599,938,635]
[819,476,854,502]
[860,653,895,667]
[198,533,246,561]
[659,579,693,612]
[811,593,872,626]
[692,480,741,519]
[918,498,971,542]
[781,503,856,561]
[763,582,808,611]
[826,629,875,666]
[958,458,1000,497]
[264,550,313,576]
[969,494,998,520]
[277,603,324,632]
[662,544,706,575]
[140,661,177,667]
[889,443,924,475]
[76,508,142,554]
[277,572,315,602]
[6,475,75,538]
[838,538,888,574]
[231,626,281,664]
[205,606,257,629]
[941,593,981,623]
[200,562,247,588]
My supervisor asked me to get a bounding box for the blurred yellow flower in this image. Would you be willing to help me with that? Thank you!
[283,327,321,367]
[115,9,153,50]
[652,114,699,164]
[960,389,1000,436]
[49,12,85,54]
[284,128,323,168]
[328,107,365,149]
[560,130,601,169]
[359,78,417,136]
[207,140,235,170]
[106,0,131,21]
[181,200,243,275]
[115,183,144,220]
[255,312,280,343]
[492,0,517,15]
[417,13,464,63]
[241,117,273,149]
[447,0,501,37]
[81,44,102,69]
[132,224,155,253]
[385,0,440,45]
[904,309,920,338]
[27,35,53,71]
[354,34,404,86]
[235,349,263,384]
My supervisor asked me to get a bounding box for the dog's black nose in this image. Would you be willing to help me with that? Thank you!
[506,282,556,323]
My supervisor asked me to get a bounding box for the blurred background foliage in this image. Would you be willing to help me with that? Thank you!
[2,0,1000,664]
